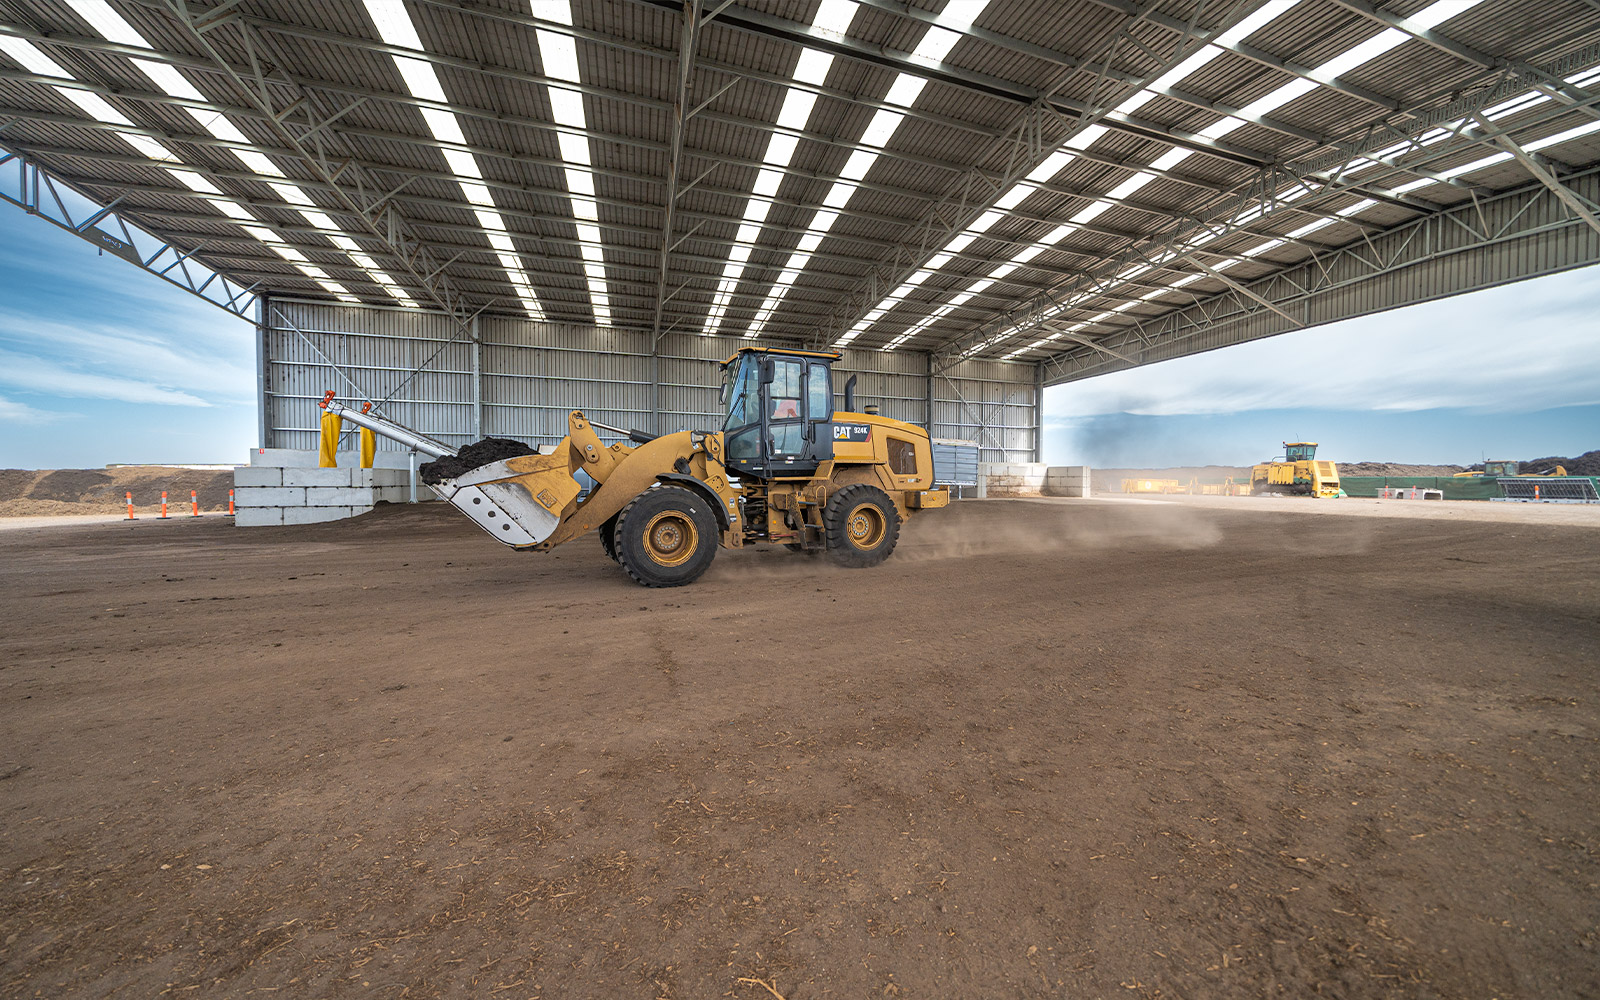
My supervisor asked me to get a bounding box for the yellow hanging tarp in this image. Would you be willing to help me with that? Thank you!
[319,411,342,468]
[360,427,376,469]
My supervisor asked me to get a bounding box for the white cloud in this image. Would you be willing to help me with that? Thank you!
[0,347,212,406]
[0,392,55,423]
[0,310,253,407]
[1048,267,1600,418]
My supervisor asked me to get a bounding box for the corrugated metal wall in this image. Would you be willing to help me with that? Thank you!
[260,299,1039,462]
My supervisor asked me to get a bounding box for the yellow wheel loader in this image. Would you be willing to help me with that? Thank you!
[321,347,949,587]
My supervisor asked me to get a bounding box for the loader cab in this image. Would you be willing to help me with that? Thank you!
[1482,460,1519,477]
[1283,441,1318,462]
[720,348,839,478]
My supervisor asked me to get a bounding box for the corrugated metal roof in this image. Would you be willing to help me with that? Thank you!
[2,0,1597,359]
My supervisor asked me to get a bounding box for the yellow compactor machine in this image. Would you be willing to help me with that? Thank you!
[322,347,949,587]
[1250,442,1344,497]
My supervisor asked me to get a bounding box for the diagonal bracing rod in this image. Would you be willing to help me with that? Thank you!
[1473,112,1600,238]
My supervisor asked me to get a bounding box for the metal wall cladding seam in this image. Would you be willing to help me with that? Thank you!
[264,301,1040,455]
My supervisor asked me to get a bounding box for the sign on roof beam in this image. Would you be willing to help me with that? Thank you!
[1,144,259,317]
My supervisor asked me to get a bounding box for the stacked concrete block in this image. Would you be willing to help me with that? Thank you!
[233,463,419,527]
[1043,466,1092,498]
[976,462,1048,498]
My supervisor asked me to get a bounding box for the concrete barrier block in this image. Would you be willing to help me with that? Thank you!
[233,466,282,487]
[234,486,306,506]
[282,505,368,525]
[303,486,373,506]
[234,507,283,527]
[283,467,358,487]
[246,447,416,470]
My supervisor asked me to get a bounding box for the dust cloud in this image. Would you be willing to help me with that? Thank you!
[894,499,1226,562]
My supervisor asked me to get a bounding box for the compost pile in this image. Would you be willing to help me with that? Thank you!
[419,437,538,484]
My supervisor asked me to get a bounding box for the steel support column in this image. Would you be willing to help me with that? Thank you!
[256,293,270,449]
[1033,361,1045,464]
[470,314,484,440]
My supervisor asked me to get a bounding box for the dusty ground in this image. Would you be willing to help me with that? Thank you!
[2,500,1596,999]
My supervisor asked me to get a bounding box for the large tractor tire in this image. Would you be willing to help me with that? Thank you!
[599,514,620,563]
[613,486,719,587]
[823,484,901,568]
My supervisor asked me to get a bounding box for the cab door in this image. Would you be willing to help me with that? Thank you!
[799,359,835,468]
[762,355,809,473]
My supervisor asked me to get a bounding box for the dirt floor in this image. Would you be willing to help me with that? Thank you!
[2,499,1596,999]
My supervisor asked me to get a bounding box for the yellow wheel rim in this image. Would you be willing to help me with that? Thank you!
[845,503,887,550]
[643,511,698,567]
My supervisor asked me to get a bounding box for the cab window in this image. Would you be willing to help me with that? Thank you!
[770,358,802,420]
[723,357,759,430]
[807,363,831,422]
[888,436,917,475]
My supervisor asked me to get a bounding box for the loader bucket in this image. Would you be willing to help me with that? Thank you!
[427,452,583,548]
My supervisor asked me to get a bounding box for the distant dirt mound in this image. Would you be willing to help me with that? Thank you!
[30,469,114,503]
[1337,462,1466,477]
[0,470,43,502]
[0,467,237,516]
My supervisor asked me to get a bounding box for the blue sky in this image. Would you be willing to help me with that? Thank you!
[0,213,256,468]
[1044,264,1600,468]
[1,204,1597,470]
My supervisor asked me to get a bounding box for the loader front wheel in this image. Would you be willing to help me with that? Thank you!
[614,486,718,587]
[824,484,901,568]
[599,514,620,563]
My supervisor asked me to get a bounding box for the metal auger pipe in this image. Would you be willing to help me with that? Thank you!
[323,399,456,459]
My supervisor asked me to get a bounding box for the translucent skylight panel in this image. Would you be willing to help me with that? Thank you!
[847,3,1323,351]
[63,1,407,299]
[753,0,1009,341]
[3,26,363,299]
[360,0,543,318]
[705,6,854,335]
[957,0,1497,360]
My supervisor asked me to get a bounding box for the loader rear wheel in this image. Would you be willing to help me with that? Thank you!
[823,484,900,568]
[614,486,718,587]
[599,514,620,563]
